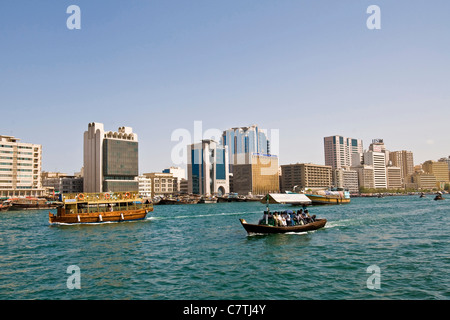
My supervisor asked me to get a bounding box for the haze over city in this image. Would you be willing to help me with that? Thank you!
[1,1,449,174]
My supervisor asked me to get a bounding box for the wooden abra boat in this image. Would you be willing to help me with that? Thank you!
[49,192,153,224]
[240,218,327,235]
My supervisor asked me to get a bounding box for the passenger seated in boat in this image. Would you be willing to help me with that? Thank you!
[285,212,292,226]
[259,211,269,225]
[274,212,283,226]
[300,211,310,224]
[267,212,274,226]
[304,210,314,223]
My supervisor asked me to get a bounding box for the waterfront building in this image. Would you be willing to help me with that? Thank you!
[353,165,375,190]
[363,151,387,189]
[353,150,387,189]
[438,156,450,181]
[83,123,139,193]
[386,166,402,189]
[233,154,279,195]
[281,163,332,192]
[187,140,229,196]
[422,160,449,189]
[162,166,186,192]
[221,125,269,172]
[41,172,83,194]
[406,173,437,190]
[389,150,414,185]
[324,135,363,170]
[142,172,174,197]
[136,175,152,198]
[0,135,44,197]
[332,168,359,193]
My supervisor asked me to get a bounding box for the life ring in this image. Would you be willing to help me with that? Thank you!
[124,192,131,199]
[104,193,111,200]
[77,193,85,201]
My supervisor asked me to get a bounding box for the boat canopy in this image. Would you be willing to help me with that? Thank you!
[261,193,312,205]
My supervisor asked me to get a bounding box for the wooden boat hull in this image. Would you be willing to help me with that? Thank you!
[49,208,151,224]
[240,218,327,235]
[305,194,350,205]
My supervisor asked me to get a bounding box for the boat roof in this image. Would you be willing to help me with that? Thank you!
[262,193,312,205]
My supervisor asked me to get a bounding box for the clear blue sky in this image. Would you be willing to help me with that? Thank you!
[1,1,449,174]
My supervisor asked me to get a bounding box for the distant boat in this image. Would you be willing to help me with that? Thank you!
[158,197,199,205]
[198,196,218,204]
[434,192,444,201]
[0,200,12,212]
[9,197,59,211]
[302,189,351,205]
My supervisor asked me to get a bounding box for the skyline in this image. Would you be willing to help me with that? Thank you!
[1,1,449,174]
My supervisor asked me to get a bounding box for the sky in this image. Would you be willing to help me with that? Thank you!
[1,0,449,174]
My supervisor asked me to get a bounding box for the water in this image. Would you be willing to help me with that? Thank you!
[0,196,449,300]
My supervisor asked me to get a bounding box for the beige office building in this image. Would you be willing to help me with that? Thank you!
[406,173,437,190]
[233,154,279,195]
[386,166,402,189]
[281,163,332,192]
[354,165,375,190]
[142,172,175,197]
[0,135,44,197]
[422,160,449,189]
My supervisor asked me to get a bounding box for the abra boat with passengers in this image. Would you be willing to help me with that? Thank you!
[240,218,327,235]
[49,192,153,224]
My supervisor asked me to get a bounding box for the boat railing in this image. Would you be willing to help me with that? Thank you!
[62,192,141,203]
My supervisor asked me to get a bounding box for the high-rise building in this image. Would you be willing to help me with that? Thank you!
[221,125,269,172]
[389,150,414,185]
[83,122,139,193]
[0,135,44,197]
[187,140,229,196]
[363,151,387,189]
[324,135,363,169]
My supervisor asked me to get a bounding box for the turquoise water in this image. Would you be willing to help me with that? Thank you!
[0,196,449,300]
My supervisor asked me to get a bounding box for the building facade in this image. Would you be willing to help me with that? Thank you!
[142,172,175,197]
[324,135,363,169]
[422,160,449,189]
[332,168,359,193]
[136,175,152,198]
[187,140,229,196]
[386,166,402,189]
[389,150,414,185]
[42,172,83,194]
[0,135,44,197]
[233,154,279,195]
[281,163,332,192]
[83,123,139,193]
